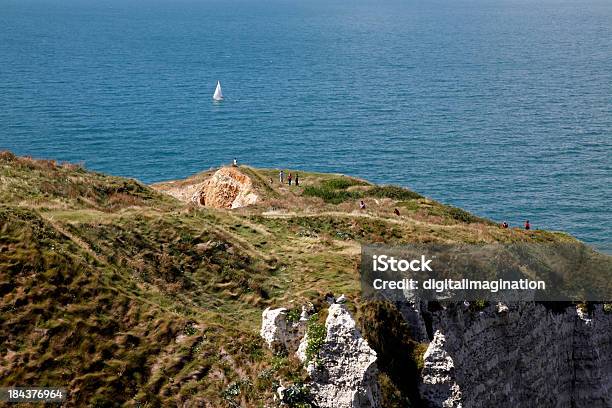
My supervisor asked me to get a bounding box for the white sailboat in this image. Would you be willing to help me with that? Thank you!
[213,81,224,101]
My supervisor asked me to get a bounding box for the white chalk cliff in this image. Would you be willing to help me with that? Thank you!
[261,303,381,408]
[418,302,612,407]
[298,304,381,408]
[261,300,612,407]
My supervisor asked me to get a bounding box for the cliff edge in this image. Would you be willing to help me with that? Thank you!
[1,151,609,407]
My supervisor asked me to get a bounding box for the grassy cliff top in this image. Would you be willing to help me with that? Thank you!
[0,151,582,407]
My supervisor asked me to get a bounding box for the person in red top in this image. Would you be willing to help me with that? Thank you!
[524,220,530,230]
[288,173,292,186]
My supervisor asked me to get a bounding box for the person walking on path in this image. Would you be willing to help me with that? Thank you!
[295,173,299,186]
[288,173,292,186]
[524,220,531,230]
[360,200,366,210]
[279,170,284,184]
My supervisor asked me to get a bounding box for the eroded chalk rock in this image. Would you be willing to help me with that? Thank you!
[420,330,462,408]
[260,307,307,354]
[298,304,381,408]
[260,302,381,408]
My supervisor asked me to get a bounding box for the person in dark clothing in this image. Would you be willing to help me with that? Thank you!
[360,200,366,210]
[501,221,509,229]
[295,173,299,186]
[394,208,400,216]
[524,220,530,230]
[288,173,292,186]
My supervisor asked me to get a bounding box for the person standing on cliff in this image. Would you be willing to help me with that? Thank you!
[233,158,238,167]
[295,173,299,186]
[279,170,284,184]
[288,173,292,186]
[524,220,531,230]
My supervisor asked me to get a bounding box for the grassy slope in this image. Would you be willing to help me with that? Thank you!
[0,152,582,407]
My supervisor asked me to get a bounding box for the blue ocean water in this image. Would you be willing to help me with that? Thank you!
[1,0,610,252]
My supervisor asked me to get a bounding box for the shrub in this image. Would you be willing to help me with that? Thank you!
[183,323,197,336]
[221,381,241,400]
[286,308,301,323]
[282,383,312,407]
[305,314,326,363]
[302,179,423,205]
[446,206,482,224]
[301,177,369,204]
[366,186,422,201]
[412,342,429,372]
[321,178,365,190]
[302,186,361,204]
[469,300,489,312]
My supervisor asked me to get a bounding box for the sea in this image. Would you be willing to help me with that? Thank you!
[1,0,610,253]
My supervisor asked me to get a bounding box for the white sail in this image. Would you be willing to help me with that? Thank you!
[213,81,223,100]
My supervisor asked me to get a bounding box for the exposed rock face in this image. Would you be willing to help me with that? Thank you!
[260,303,381,408]
[260,307,307,354]
[154,167,258,209]
[298,304,381,408]
[194,167,258,209]
[420,331,462,407]
[417,303,612,408]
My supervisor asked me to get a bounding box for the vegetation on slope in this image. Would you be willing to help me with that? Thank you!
[0,152,591,407]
